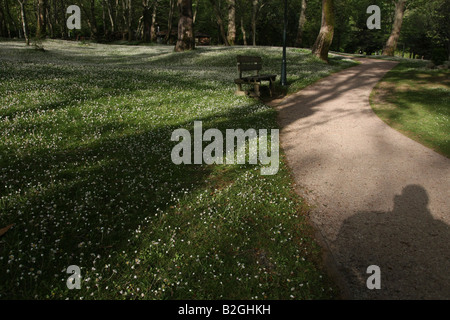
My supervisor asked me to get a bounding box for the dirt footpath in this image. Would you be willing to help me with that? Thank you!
[272,58,450,299]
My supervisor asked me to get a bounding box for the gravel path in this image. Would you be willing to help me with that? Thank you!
[272,58,450,299]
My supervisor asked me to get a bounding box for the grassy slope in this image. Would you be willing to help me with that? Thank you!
[0,40,357,299]
[370,60,450,158]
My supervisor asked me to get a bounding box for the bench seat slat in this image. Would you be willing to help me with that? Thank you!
[238,64,262,72]
[236,55,262,63]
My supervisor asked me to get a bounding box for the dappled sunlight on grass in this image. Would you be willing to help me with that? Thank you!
[371,63,450,157]
[0,40,355,299]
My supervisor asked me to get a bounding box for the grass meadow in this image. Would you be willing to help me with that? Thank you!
[0,40,357,299]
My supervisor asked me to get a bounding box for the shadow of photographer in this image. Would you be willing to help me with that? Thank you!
[334,185,450,299]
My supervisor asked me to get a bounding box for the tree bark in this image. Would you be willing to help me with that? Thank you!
[383,0,407,56]
[18,0,30,45]
[295,0,307,47]
[312,0,335,62]
[227,0,236,45]
[175,0,195,51]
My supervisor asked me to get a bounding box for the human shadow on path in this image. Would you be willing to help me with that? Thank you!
[334,185,450,299]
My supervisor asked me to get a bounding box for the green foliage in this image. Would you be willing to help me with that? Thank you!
[1,0,447,59]
[431,48,448,66]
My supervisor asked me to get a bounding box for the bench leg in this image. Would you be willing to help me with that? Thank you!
[254,83,260,97]
[235,83,246,96]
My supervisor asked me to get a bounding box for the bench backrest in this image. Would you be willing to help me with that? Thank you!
[237,55,262,78]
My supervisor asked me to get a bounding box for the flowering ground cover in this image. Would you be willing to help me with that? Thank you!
[0,40,356,299]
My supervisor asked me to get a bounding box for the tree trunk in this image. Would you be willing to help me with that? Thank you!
[128,0,132,40]
[165,0,176,43]
[251,0,258,46]
[60,0,67,38]
[295,0,307,47]
[150,1,158,42]
[46,4,53,38]
[115,0,120,33]
[4,0,17,38]
[227,0,236,45]
[106,0,115,33]
[122,0,127,39]
[240,16,247,46]
[18,0,30,45]
[142,0,151,42]
[175,0,195,52]
[193,0,198,24]
[383,0,407,56]
[210,0,229,46]
[312,0,335,62]
[37,0,47,38]
[102,0,108,38]
[0,2,6,38]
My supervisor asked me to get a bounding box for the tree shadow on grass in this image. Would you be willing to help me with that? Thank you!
[0,101,280,298]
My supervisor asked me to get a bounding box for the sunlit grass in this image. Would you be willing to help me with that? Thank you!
[0,40,356,299]
[370,61,450,157]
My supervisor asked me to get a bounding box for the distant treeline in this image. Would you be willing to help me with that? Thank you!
[0,0,448,60]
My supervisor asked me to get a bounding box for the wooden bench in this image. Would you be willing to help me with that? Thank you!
[234,56,277,97]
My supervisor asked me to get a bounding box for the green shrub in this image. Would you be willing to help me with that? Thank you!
[431,48,448,66]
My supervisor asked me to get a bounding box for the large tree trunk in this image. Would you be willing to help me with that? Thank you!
[227,0,236,45]
[295,0,307,47]
[312,0,335,62]
[383,0,407,56]
[175,0,194,52]
[37,0,47,38]
[18,0,30,45]
[210,0,229,46]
